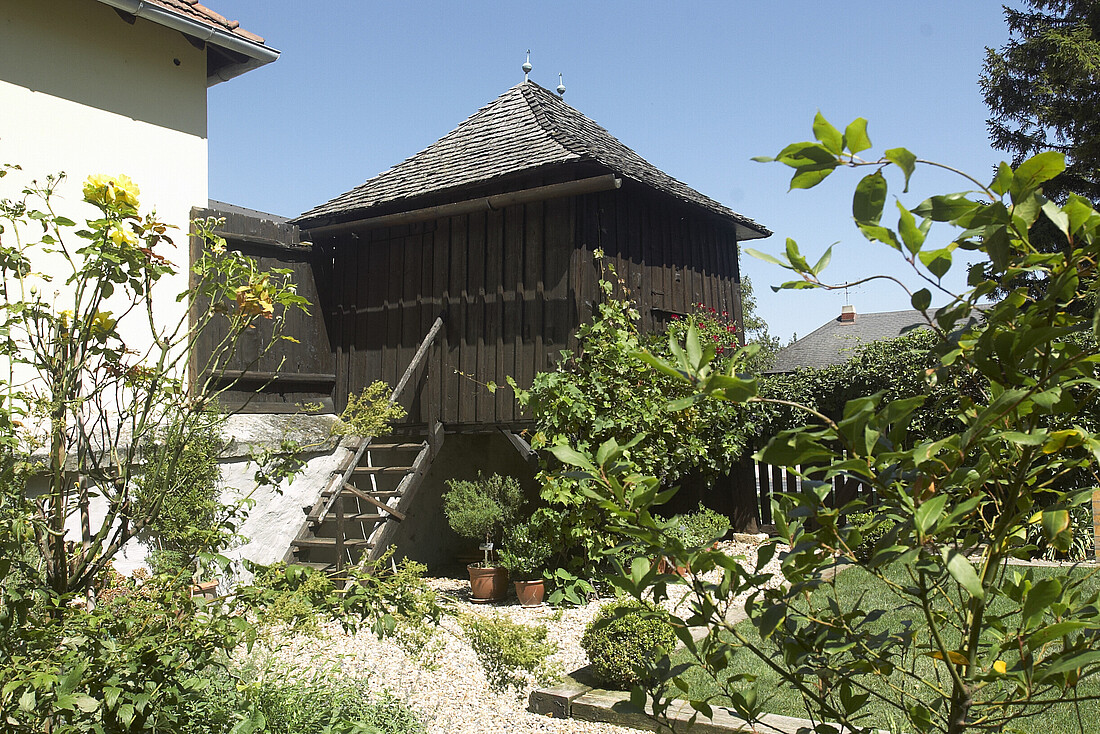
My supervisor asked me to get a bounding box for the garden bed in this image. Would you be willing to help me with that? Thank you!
[248,535,780,734]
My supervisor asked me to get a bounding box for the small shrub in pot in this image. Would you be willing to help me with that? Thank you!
[442,472,525,567]
[499,510,554,581]
[580,598,676,689]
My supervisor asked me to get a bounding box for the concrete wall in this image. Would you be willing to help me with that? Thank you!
[0,0,208,344]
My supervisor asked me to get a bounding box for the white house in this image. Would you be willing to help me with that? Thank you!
[0,0,278,332]
[1,0,290,574]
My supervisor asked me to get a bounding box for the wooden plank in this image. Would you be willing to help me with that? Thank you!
[484,207,505,423]
[385,230,405,397]
[520,199,544,398]
[446,215,467,425]
[467,211,487,424]
[542,196,572,362]
[344,483,407,521]
[400,228,422,420]
[501,204,523,422]
[430,218,449,425]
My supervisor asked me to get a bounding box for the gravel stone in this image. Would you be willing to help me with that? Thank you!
[259,535,784,734]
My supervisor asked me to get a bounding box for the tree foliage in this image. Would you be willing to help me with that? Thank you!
[555,116,1100,733]
[982,0,1100,202]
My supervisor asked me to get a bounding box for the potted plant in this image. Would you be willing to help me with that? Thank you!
[442,472,525,602]
[499,511,554,607]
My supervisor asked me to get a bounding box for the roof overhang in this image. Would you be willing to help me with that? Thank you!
[96,0,279,86]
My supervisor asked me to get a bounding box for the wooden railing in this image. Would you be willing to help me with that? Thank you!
[315,314,445,525]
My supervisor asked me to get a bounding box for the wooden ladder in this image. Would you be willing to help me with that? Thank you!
[283,316,445,575]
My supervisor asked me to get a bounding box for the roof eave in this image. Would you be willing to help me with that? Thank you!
[95,0,279,86]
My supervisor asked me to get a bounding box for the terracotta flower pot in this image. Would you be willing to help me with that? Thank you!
[513,578,546,607]
[467,564,508,602]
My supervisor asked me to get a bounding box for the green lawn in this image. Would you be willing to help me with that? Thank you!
[670,562,1100,733]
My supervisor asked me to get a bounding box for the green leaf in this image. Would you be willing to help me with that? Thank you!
[915,494,948,536]
[897,201,925,255]
[785,238,810,272]
[548,444,596,472]
[912,194,978,222]
[1022,577,1061,630]
[744,248,786,267]
[990,161,1014,196]
[810,244,834,276]
[1041,509,1072,551]
[911,288,931,311]
[942,549,984,600]
[843,118,871,154]
[1041,199,1070,238]
[857,223,901,250]
[1012,151,1066,199]
[853,172,887,225]
[790,165,836,191]
[918,247,953,279]
[813,111,844,154]
[884,147,916,192]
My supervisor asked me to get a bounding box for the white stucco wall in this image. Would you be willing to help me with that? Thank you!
[0,0,209,341]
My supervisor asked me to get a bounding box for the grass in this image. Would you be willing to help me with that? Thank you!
[669,562,1100,733]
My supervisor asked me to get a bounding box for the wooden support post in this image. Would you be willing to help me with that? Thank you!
[335,491,345,573]
[759,462,773,526]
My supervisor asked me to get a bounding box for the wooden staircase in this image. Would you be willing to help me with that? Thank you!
[283,314,446,575]
[285,424,443,574]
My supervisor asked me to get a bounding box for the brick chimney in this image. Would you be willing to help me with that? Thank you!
[839,304,857,323]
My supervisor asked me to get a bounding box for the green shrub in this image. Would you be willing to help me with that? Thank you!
[581,599,677,689]
[248,562,337,635]
[666,504,731,547]
[460,613,559,692]
[133,408,226,575]
[846,510,898,562]
[178,663,425,734]
[442,473,525,565]
[499,510,554,580]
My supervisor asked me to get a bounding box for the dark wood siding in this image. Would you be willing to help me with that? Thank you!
[190,206,335,413]
[315,175,742,430]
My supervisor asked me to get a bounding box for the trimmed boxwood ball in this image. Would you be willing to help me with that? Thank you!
[581,599,677,689]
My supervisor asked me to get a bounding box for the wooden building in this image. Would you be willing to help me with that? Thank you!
[294,80,771,432]
[199,82,773,569]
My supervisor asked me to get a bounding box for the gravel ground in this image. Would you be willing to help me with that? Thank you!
[257,535,784,734]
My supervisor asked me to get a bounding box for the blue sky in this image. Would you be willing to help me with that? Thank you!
[208,1,1014,343]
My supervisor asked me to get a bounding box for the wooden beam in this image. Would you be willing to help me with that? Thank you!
[303,174,622,237]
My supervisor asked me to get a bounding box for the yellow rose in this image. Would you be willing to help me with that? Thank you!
[108,225,138,247]
[82,173,140,210]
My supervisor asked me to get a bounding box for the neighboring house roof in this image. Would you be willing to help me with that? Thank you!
[95,0,278,84]
[295,81,771,241]
[767,306,931,373]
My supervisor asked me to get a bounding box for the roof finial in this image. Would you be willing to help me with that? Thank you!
[522,50,532,82]
[556,72,566,96]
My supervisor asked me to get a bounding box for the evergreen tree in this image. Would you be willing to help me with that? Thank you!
[981,0,1100,203]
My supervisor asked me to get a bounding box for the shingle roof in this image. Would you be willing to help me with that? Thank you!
[140,0,266,44]
[768,309,932,373]
[295,81,770,239]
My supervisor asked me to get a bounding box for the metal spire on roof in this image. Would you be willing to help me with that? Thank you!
[523,50,532,81]
[557,73,566,96]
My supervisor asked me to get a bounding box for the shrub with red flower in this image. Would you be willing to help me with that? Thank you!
[667,302,739,358]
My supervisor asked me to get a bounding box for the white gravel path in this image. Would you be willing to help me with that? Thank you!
[255,535,784,734]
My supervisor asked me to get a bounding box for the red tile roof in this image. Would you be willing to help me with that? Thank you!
[142,0,266,44]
